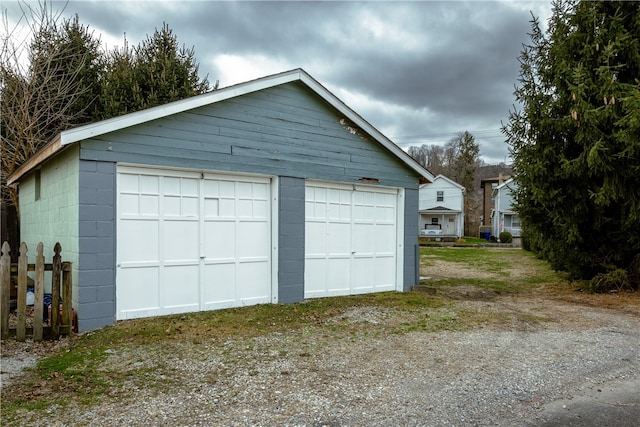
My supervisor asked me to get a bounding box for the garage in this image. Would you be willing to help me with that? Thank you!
[304,181,401,298]
[11,69,432,331]
[116,166,272,320]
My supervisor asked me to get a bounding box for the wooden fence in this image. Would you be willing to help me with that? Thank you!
[0,241,73,341]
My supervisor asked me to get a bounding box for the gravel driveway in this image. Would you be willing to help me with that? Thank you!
[2,291,639,426]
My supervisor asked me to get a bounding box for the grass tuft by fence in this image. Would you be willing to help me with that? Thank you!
[0,241,74,341]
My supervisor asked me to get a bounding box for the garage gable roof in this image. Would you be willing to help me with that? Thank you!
[9,68,433,184]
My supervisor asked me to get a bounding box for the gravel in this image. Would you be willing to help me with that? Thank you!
[2,295,639,426]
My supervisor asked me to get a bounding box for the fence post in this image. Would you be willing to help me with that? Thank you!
[51,242,62,339]
[61,262,72,334]
[34,243,45,341]
[0,242,10,339]
[17,243,28,341]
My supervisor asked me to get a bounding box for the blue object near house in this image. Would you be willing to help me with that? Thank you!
[8,69,434,332]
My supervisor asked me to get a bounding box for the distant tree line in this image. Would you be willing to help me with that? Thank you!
[1,3,212,246]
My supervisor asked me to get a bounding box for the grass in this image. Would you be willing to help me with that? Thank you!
[419,246,561,292]
[2,246,637,423]
[418,236,495,246]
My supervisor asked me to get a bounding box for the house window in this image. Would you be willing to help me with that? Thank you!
[431,218,438,224]
[35,170,41,201]
[437,191,444,202]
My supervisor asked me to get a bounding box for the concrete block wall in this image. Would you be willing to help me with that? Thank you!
[404,188,419,291]
[78,160,116,331]
[277,176,305,303]
[19,145,80,297]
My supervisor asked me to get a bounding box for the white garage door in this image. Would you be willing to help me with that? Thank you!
[116,166,272,320]
[304,182,400,298]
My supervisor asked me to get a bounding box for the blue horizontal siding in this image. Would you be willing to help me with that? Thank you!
[80,81,420,188]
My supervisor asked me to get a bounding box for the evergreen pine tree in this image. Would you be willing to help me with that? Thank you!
[502,0,640,290]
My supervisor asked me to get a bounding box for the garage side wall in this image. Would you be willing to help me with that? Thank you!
[404,188,420,291]
[19,145,80,309]
[278,177,305,303]
[78,160,116,331]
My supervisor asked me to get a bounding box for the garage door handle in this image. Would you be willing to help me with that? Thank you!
[351,251,356,254]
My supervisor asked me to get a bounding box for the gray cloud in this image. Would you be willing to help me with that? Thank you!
[7,1,551,164]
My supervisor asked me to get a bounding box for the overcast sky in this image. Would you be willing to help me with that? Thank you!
[5,1,553,164]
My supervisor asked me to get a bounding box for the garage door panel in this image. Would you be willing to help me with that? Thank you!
[237,221,270,258]
[120,194,142,215]
[119,220,159,263]
[202,263,236,304]
[163,220,199,261]
[251,199,269,218]
[374,224,397,253]
[138,194,159,215]
[237,262,271,301]
[304,259,327,296]
[305,222,327,254]
[117,267,160,313]
[162,265,199,308]
[374,257,396,288]
[203,221,236,258]
[219,198,236,217]
[351,257,374,291]
[204,198,220,217]
[219,180,235,196]
[327,258,351,292]
[237,198,253,216]
[327,222,351,253]
[236,181,253,198]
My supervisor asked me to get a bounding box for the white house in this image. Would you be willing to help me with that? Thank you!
[491,178,521,239]
[418,175,465,238]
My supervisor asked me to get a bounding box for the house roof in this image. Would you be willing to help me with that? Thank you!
[419,174,466,191]
[435,175,466,191]
[8,68,434,185]
[495,177,516,191]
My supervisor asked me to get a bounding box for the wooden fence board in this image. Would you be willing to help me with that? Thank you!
[0,241,10,339]
[34,243,45,341]
[51,243,61,339]
[17,243,27,341]
[0,241,73,341]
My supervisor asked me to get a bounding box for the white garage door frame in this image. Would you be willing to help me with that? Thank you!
[116,165,279,320]
[304,180,405,298]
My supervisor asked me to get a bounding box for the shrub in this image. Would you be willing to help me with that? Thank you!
[499,231,513,244]
[588,268,631,293]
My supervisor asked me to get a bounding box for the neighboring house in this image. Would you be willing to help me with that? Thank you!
[491,178,521,239]
[418,175,465,238]
[8,69,434,331]
[480,173,510,237]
